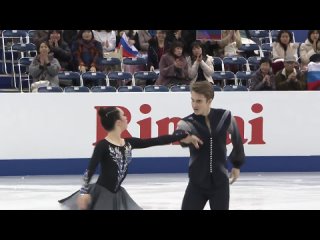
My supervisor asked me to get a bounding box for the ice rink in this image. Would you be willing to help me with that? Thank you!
[1,172,320,210]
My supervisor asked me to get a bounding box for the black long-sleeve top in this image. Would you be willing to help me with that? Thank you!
[80,130,188,194]
[177,108,245,189]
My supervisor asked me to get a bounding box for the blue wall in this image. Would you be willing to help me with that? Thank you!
[291,30,308,43]
[0,156,319,176]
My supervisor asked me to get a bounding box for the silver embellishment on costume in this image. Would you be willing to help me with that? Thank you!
[109,143,132,190]
[124,143,132,164]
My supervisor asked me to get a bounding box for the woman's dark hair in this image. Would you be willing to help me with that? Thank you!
[77,30,94,40]
[190,40,207,61]
[48,30,63,36]
[169,40,184,55]
[98,107,121,131]
[276,30,293,51]
[47,30,64,44]
[190,40,202,50]
[259,57,272,66]
[36,40,50,53]
[307,30,320,44]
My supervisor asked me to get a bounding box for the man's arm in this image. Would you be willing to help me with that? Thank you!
[228,114,245,168]
[176,120,200,147]
[228,114,245,184]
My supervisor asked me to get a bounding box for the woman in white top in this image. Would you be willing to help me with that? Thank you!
[300,30,320,70]
[272,30,299,61]
[220,30,242,57]
[187,41,214,84]
[92,30,116,56]
[272,30,299,74]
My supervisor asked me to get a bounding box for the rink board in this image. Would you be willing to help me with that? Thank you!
[0,92,319,175]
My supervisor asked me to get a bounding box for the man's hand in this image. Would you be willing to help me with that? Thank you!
[180,135,203,149]
[229,168,240,184]
[289,72,297,82]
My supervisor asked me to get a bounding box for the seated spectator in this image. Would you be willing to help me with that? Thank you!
[166,30,196,56]
[249,57,276,91]
[156,41,189,87]
[186,41,214,84]
[218,30,242,57]
[47,30,72,71]
[219,30,242,72]
[275,56,306,90]
[71,30,103,73]
[272,30,299,74]
[93,30,117,56]
[136,30,152,53]
[300,30,320,70]
[29,41,61,91]
[147,30,170,71]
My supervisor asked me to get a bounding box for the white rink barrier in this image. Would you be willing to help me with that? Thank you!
[0,91,319,175]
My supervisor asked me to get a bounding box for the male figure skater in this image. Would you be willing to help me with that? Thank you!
[177,81,245,210]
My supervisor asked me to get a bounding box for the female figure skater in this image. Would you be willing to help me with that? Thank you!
[59,106,202,210]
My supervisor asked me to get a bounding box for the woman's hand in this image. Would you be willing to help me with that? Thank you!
[79,65,86,73]
[89,66,97,72]
[77,194,91,210]
[197,54,202,63]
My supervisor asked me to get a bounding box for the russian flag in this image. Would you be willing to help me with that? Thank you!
[119,32,139,58]
[307,62,320,90]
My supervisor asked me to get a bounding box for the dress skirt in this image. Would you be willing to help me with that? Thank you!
[58,183,142,210]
